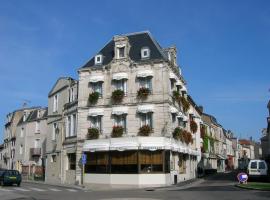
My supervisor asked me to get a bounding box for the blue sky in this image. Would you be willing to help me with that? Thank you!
[0,0,269,141]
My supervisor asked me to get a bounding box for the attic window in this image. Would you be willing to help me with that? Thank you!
[141,47,150,59]
[118,47,125,58]
[95,55,103,65]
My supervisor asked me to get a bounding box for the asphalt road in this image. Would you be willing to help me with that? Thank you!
[0,172,269,200]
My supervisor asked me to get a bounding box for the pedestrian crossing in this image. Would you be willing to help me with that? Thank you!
[0,186,81,193]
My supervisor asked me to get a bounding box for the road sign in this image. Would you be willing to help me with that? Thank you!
[237,172,248,183]
[82,153,87,165]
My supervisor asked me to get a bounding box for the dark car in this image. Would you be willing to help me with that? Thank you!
[0,170,22,186]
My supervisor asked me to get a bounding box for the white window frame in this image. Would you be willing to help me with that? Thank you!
[115,79,127,95]
[141,47,150,59]
[140,113,153,128]
[51,155,56,163]
[72,114,77,136]
[118,47,125,58]
[91,82,103,97]
[139,77,152,91]
[113,114,127,133]
[52,123,57,140]
[95,54,103,65]
[90,116,102,131]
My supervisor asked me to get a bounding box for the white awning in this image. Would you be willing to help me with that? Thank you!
[112,72,128,80]
[110,138,139,151]
[139,137,170,151]
[89,75,104,83]
[182,115,189,122]
[137,70,154,78]
[88,108,104,116]
[169,72,178,80]
[170,106,178,114]
[176,80,183,86]
[112,107,128,115]
[176,112,184,118]
[180,85,187,92]
[83,139,110,152]
[137,104,154,113]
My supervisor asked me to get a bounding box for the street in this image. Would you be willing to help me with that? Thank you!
[0,172,269,200]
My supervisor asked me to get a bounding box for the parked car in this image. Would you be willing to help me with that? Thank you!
[0,170,22,186]
[247,160,268,180]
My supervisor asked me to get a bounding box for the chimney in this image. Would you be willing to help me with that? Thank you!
[198,106,204,113]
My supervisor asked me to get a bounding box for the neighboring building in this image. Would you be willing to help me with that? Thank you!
[230,136,239,170]
[14,107,48,179]
[1,107,37,170]
[76,31,200,187]
[238,139,255,170]
[45,77,78,184]
[261,100,270,160]
[0,144,4,168]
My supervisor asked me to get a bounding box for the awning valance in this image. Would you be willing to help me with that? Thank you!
[137,70,154,78]
[176,80,183,86]
[139,137,171,151]
[88,108,104,116]
[110,138,139,151]
[170,106,178,114]
[169,72,178,80]
[182,115,189,122]
[89,75,104,83]
[112,72,128,80]
[137,104,154,113]
[176,112,184,118]
[112,107,128,115]
[83,139,110,152]
[180,85,187,92]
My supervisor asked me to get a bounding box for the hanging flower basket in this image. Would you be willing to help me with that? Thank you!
[200,125,206,138]
[111,126,124,138]
[182,130,193,144]
[173,127,184,140]
[88,92,99,105]
[180,96,190,113]
[137,87,150,100]
[87,128,99,140]
[172,90,180,100]
[111,89,124,103]
[190,120,198,133]
[138,125,152,136]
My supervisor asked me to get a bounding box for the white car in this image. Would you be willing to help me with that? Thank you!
[247,160,268,179]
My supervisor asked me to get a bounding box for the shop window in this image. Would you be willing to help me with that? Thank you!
[178,154,186,174]
[67,153,76,170]
[85,152,109,173]
[139,150,163,173]
[111,151,138,173]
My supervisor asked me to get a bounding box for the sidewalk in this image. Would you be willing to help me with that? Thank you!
[22,180,85,190]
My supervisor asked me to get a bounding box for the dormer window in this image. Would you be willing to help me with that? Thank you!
[95,55,103,65]
[141,47,150,59]
[118,47,125,58]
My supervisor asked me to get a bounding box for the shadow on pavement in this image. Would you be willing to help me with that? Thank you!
[203,171,239,182]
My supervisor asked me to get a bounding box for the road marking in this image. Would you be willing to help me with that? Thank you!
[66,189,78,192]
[13,187,31,191]
[28,187,46,191]
[48,188,62,192]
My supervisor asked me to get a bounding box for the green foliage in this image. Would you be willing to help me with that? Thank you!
[111,126,124,138]
[173,127,184,140]
[137,87,150,100]
[180,96,190,113]
[87,128,99,139]
[138,125,152,136]
[88,92,99,105]
[111,89,124,103]
[190,120,198,133]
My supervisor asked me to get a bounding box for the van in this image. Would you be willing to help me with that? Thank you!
[247,160,268,179]
[0,170,22,186]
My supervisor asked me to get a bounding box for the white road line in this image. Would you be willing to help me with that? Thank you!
[13,187,31,191]
[28,187,46,191]
[66,189,78,192]
[48,188,62,192]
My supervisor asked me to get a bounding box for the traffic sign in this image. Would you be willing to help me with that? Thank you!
[82,153,87,165]
[237,172,248,183]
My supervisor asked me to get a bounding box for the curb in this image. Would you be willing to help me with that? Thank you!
[22,180,85,190]
[235,184,270,191]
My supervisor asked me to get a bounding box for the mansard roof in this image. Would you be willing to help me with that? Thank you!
[80,31,169,69]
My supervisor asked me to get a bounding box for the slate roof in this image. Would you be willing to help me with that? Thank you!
[81,31,168,69]
[17,107,48,125]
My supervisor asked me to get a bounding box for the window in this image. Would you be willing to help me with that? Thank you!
[113,115,127,133]
[111,151,138,173]
[35,121,40,133]
[65,114,77,138]
[51,155,56,162]
[68,88,75,102]
[52,123,57,140]
[259,162,266,169]
[139,150,163,173]
[85,152,109,173]
[95,55,103,65]
[140,113,153,128]
[178,117,186,128]
[23,113,26,122]
[118,47,125,58]
[34,139,40,148]
[90,116,102,131]
[170,79,175,93]
[72,114,77,136]
[172,114,176,128]
[53,94,58,112]
[139,77,152,92]
[250,162,257,169]
[115,79,127,95]
[19,145,23,155]
[20,128,24,137]
[179,154,187,174]
[91,82,103,97]
[67,153,76,170]
[37,110,41,118]
[141,47,150,58]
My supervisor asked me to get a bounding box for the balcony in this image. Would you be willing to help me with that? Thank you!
[30,148,41,157]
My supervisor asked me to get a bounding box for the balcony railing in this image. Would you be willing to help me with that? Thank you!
[30,148,41,156]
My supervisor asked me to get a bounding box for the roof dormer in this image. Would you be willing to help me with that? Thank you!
[113,35,130,60]
[95,54,103,65]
